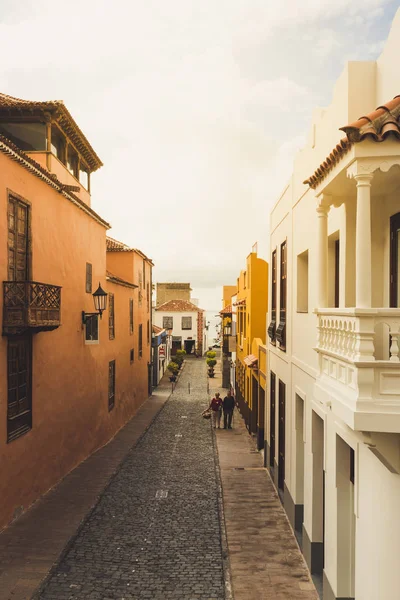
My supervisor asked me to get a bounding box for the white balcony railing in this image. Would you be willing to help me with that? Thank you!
[314,308,400,433]
[316,308,400,363]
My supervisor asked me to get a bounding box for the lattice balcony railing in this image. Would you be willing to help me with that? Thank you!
[3,281,61,335]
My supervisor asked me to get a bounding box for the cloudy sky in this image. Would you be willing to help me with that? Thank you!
[0,0,398,319]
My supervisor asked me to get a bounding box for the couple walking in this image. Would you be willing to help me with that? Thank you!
[209,390,235,429]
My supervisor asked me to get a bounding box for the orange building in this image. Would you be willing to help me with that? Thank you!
[0,93,153,531]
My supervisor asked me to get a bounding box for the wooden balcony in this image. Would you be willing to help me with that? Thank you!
[314,308,400,432]
[3,281,61,336]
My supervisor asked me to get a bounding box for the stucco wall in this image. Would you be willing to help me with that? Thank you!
[0,151,151,531]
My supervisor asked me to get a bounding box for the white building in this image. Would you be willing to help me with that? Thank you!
[154,299,206,355]
[266,11,400,600]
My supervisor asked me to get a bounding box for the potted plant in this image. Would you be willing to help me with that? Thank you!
[206,357,217,378]
[206,350,216,359]
[167,361,179,382]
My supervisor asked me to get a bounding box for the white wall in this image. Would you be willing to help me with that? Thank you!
[154,311,198,344]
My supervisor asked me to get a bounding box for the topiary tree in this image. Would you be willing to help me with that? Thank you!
[206,358,217,368]
[167,361,179,375]
[206,351,216,359]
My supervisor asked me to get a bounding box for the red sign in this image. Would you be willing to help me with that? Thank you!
[159,346,166,357]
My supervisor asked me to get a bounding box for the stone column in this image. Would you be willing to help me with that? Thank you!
[316,204,329,308]
[354,174,373,308]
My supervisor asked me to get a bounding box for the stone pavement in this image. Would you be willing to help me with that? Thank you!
[211,387,318,600]
[0,376,173,600]
[37,358,224,600]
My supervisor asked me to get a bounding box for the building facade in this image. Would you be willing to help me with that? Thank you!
[0,93,152,531]
[234,251,268,448]
[154,299,205,355]
[156,282,191,306]
[266,12,400,600]
[152,324,172,386]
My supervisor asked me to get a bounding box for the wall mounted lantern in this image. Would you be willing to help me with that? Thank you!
[82,282,108,324]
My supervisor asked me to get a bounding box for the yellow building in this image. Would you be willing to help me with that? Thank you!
[235,250,268,449]
[220,285,237,388]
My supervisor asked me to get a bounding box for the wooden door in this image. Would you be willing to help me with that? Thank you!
[270,372,276,467]
[390,212,400,307]
[8,195,30,282]
[278,380,286,491]
[7,335,32,442]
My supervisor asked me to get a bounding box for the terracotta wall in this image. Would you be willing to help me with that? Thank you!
[0,151,151,531]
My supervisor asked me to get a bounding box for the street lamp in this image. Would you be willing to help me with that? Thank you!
[82,282,108,324]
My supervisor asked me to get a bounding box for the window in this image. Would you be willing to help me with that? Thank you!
[0,122,46,151]
[182,316,192,330]
[328,233,340,308]
[143,259,146,288]
[67,146,78,178]
[85,315,99,344]
[390,212,400,307]
[86,263,92,293]
[129,298,134,334]
[108,360,115,411]
[51,124,66,163]
[138,270,143,306]
[79,165,89,190]
[139,324,143,358]
[7,335,32,443]
[8,194,30,282]
[268,249,277,343]
[147,282,150,312]
[276,241,287,350]
[109,293,115,340]
[297,250,309,313]
[147,320,150,345]
[130,348,134,363]
[163,316,173,330]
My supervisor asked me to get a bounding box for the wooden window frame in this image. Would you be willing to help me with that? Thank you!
[7,191,32,282]
[268,249,277,344]
[86,262,92,294]
[7,335,32,443]
[181,316,192,330]
[129,298,134,334]
[109,293,115,340]
[85,314,99,344]
[390,212,400,307]
[163,316,173,330]
[276,241,287,351]
[139,324,143,358]
[108,360,115,411]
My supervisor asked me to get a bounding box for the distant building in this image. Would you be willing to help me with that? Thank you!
[156,282,191,306]
[152,324,172,385]
[154,299,206,355]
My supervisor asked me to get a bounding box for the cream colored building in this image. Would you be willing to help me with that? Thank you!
[266,11,400,600]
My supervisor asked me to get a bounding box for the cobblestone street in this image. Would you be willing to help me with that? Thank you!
[38,359,225,600]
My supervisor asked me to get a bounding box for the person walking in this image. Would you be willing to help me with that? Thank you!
[209,392,222,429]
[223,389,235,429]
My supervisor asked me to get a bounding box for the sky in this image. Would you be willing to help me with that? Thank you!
[0,0,398,328]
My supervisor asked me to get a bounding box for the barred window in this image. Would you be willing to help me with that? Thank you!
[109,293,115,340]
[163,316,173,329]
[108,360,115,411]
[86,263,92,293]
[129,298,134,334]
[182,316,192,330]
[85,315,99,343]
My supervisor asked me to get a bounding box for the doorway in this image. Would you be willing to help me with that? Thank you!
[390,212,400,307]
[278,380,286,492]
[8,194,30,282]
[7,335,32,442]
[269,372,276,468]
[184,340,195,354]
[336,436,356,598]
[258,386,265,451]
[251,375,258,435]
[311,411,325,575]
[295,394,305,540]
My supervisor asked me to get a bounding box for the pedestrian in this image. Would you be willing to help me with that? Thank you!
[208,392,222,429]
[223,389,235,429]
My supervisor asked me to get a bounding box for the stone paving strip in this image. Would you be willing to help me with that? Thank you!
[0,380,172,600]
[215,399,318,600]
[37,358,225,600]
